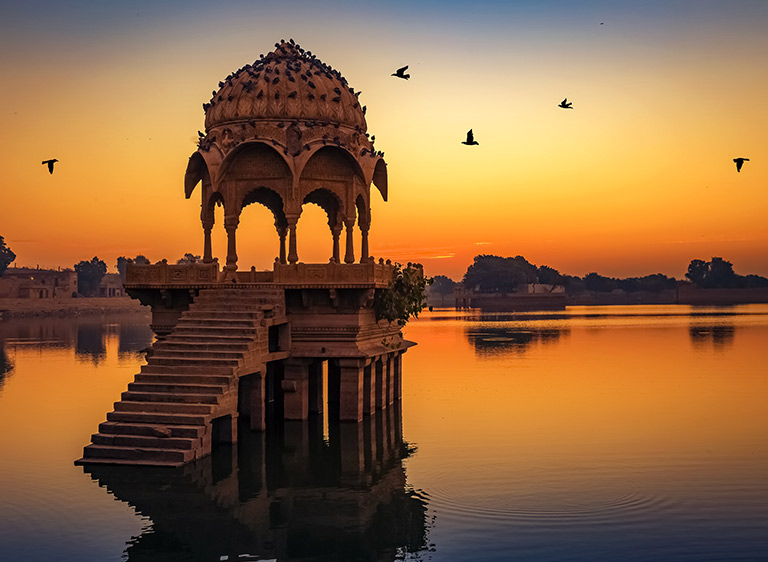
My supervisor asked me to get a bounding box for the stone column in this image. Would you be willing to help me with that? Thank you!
[338,358,364,422]
[331,225,342,263]
[359,219,370,263]
[287,216,299,264]
[338,422,365,485]
[374,358,384,410]
[394,352,403,400]
[250,372,266,431]
[202,219,214,263]
[343,219,355,264]
[282,359,309,420]
[277,225,287,264]
[308,360,324,416]
[363,363,375,415]
[224,215,239,274]
[386,354,395,406]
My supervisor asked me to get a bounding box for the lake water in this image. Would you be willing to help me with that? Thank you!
[0,305,766,561]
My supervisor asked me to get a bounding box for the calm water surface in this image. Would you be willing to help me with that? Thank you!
[0,305,766,561]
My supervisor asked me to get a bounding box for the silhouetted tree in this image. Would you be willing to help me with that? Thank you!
[117,255,151,281]
[536,265,564,290]
[75,257,107,296]
[0,235,16,277]
[176,253,201,265]
[430,275,456,303]
[686,257,739,288]
[583,272,616,293]
[463,255,537,293]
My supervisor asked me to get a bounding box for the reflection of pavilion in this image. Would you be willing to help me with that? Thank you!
[84,405,428,562]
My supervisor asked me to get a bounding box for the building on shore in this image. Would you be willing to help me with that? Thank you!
[455,284,566,310]
[0,266,78,299]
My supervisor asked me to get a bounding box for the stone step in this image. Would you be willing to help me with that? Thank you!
[133,373,232,386]
[98,421,204,439]
[121,390,220,404]
[162,334,256,344]
[128,382,227,395]
[75,457,186,467]
[114,400,214,415]
[91,432,196,450]
[176,317,258,327]
[140,364,236,376]
[107,411,209,426]
[82,444,193,464]
[172,325,260,335]
[180,309,263,319]
[149,350,244,361]
[154,341,252,353]
[146,356,241,368]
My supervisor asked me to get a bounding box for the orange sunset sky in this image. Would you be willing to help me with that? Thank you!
[1,1,766,280]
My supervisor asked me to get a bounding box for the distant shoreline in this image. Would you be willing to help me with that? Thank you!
[0,297,149,321]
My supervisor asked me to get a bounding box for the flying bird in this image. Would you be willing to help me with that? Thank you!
[392,65,410,80]
[733,157,750,172]
[558,98,573,109]
[42,159,58,174]
[462,130,479,145]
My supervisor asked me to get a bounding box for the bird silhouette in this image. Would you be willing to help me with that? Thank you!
[558,98,573,109]
[392,65,410,80]
[733,157,750,172]
[42,159,58,174]
[462,130,479,145]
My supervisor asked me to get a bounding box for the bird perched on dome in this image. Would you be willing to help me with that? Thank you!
[462,130,479,146]
[733,157,750,172]
[392,65,410,80]
[558,98,573,109]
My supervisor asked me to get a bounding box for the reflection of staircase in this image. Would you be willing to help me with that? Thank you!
[77,288,286,467]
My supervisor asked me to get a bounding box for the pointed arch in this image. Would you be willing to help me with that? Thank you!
[185,152,211,199]
[372,158,388,201]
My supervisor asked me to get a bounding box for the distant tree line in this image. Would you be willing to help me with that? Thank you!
[453,254,768,295]
[685,257,768,289]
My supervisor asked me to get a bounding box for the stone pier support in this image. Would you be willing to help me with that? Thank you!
[386,354,395,406]
[394,352,403,400]
[337,422,365,485]
[308,360,324,416]
[374,358,385,410]
[363,363,375,415]
[282,359,310,420]
[243,371,266,431]
[337,358,365,422]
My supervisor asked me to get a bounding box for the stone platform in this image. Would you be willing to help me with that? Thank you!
[76,262,412,467]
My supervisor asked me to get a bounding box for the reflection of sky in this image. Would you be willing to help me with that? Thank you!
[1,1,767,279]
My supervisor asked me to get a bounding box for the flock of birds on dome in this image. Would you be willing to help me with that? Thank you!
[41,39,751,175]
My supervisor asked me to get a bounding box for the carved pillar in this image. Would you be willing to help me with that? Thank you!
[287,216,299,264]
[283,359,309,420]
[277,226,287,264]
[249,372,266,431]
[394,352,403,400]
[344,219,355,264]
[359,216,370,263]
[331,225,342,263]
[338,358,365,422]
[202,219,214,264]
[224,215,239,273]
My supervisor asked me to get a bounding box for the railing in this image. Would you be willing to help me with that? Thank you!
[125,260,395,287]
[125,261,220,286]
[272,261,395,286]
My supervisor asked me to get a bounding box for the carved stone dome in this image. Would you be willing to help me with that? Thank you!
[204,40,367,132]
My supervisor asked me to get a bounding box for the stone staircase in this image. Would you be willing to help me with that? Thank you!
[76,287,286,467]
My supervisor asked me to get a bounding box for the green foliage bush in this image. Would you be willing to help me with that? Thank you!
[375,262,432,326]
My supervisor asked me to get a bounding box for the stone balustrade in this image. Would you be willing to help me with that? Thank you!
[125,260,396,288]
